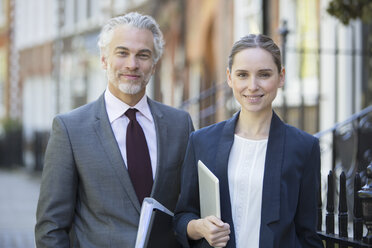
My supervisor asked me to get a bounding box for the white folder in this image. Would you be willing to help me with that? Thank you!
[135,197,176,248]
[198,160,221,219]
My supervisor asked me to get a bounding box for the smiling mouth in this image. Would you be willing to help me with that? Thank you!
[245,94,264,99]
[120,74,140,80]
[243,94,264,103]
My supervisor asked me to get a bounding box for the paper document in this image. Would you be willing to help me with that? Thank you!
[135,197,174,248]
[198,160,221,219]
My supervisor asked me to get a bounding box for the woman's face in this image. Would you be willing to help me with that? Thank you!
[227,47,285,115]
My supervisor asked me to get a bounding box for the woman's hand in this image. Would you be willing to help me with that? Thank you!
[187,215,230,247]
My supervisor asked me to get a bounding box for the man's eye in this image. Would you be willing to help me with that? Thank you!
[237,73,247,78]
[138,54,150,59]
[118,51,128,56]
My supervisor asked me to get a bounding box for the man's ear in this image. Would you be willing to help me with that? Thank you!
[101,54,107,70]
[151,63,156,75]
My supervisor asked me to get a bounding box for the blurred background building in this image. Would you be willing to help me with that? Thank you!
[0,1,366,160]
[0,0,372,245]
[0,0,370,170]
[0,0,370,186]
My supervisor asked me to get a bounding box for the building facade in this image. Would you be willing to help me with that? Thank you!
[0,0,11,120]
[2,0,370,172]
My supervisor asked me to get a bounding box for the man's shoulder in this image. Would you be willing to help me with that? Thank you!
[148,98,190,117]
[56,98,100,123]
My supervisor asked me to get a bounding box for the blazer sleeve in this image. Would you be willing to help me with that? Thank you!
[35,116,78,248]
[294,138,324,248]
[174,132,208,248]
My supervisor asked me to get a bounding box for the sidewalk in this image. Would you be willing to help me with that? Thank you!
[0,167,41,248]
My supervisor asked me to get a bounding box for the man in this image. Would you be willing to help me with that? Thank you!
[35,12,194,247]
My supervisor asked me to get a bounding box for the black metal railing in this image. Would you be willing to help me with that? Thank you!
[317,170,370,247]
[315,105,372,247]
[179,83,232,128]
[314,105,372,173]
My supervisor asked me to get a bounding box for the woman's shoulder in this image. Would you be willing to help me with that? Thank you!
[284,122,319,147]
[193,118,233,137]
[272,112,318,145]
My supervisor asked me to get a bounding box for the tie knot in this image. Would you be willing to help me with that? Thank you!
[125,108,138,121]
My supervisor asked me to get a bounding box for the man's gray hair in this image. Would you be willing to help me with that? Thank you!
[98,12,165,63]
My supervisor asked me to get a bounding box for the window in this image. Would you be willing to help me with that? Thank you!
[0,0,7,27]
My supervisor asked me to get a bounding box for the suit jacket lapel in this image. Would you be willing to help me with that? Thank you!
[93,94,141,213]
[214,112,239,248]
[146,98,168,196]
[206,111,285,247]
[259,112,286,247]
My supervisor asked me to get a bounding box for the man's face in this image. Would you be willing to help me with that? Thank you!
[102,24,156,98]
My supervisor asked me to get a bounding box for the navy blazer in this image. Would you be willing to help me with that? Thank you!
[174,112,324,248]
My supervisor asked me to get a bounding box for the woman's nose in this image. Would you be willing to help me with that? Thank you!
[247,77,259,91]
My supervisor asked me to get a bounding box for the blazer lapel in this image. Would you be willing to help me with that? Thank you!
[259,112,286,247]
[93,94,141,213]
[146,98,168,196]
[214,112,239,248]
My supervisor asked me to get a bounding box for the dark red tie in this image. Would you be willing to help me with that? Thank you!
[125,108,153,204]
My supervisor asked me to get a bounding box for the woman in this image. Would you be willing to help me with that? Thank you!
[173,34,323,248]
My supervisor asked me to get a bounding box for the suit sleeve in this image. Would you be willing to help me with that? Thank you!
[35,116,78,248]
[173,132,206,248]
[294,138,324,248]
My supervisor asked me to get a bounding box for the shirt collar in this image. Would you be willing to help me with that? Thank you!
[104,87,153,123]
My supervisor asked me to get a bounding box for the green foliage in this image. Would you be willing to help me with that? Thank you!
[327,0,372,25]
[1,118,22,134]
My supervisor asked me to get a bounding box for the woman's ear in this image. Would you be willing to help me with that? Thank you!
[226,68,233,88]
[279,67,285,88]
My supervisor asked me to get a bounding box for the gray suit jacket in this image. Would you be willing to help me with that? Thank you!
[35,94,194,248]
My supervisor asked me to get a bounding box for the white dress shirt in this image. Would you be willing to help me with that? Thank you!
[104,88,157,179]
[228,134,268,248]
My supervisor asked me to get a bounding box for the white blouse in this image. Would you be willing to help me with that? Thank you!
[228,134,268,248]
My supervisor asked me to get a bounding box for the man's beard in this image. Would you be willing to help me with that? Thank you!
[107,69,149,95]
[118,81,144,95]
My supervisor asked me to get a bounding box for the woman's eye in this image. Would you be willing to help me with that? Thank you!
[259,73,270,78]
[237,73,247,78]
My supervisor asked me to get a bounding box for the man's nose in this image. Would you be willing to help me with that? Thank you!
[125,55,139,70]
